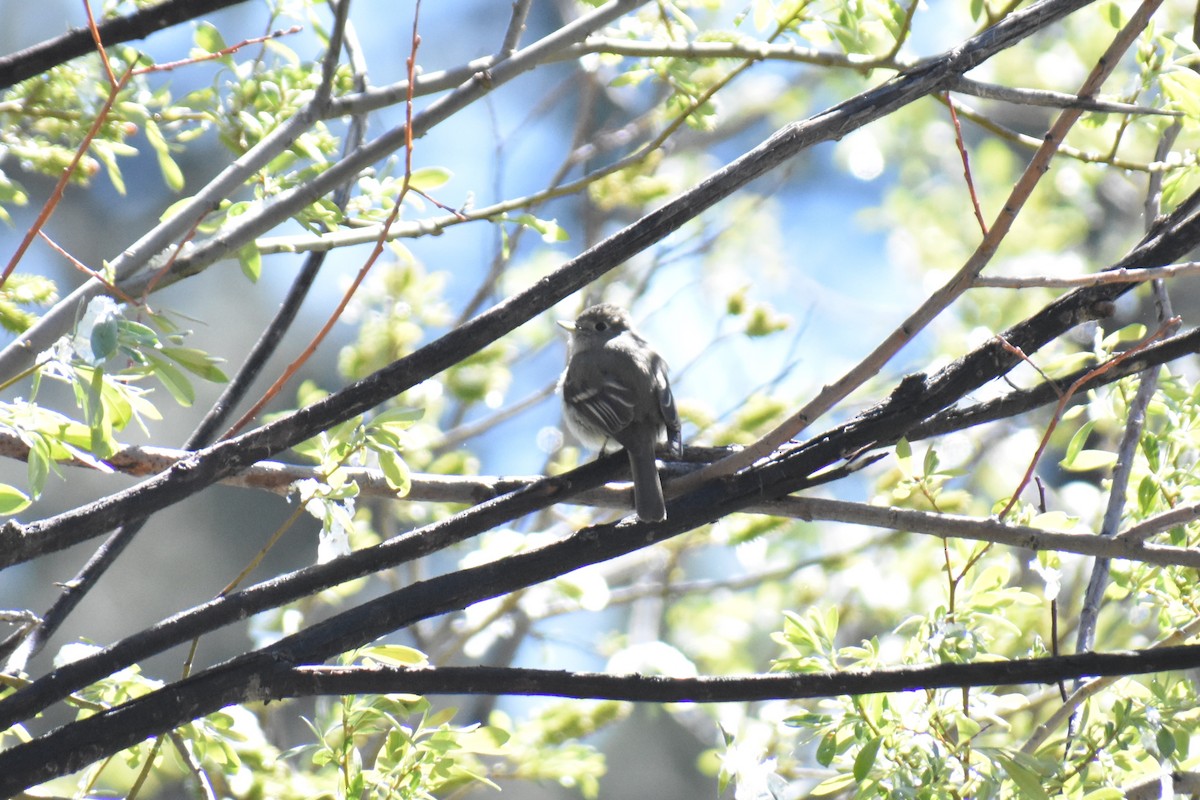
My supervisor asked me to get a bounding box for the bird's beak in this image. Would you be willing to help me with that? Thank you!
[556,319,576,332]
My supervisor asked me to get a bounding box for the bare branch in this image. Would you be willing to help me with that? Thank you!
[0,0,253,89]
[6,640,1200,794]
[975,262,1200,287]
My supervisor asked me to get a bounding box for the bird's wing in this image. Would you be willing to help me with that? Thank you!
[564,360,637,436]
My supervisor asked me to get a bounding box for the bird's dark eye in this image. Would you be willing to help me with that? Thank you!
[594,321,607,331]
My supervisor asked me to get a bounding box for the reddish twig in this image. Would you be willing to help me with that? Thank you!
[222,3,425,439]
[0,66,133,291]
[945,93,988,236]
[83,0,118,87]
[998,317,1181,520]
[37,231,141,306]
[133,26,302,76]
[995,334,1061,396]
[0,16,301,293]
[411,187,468,219]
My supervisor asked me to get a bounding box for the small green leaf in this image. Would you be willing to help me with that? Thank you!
[1162,70,1200,118]
[376,448,411,495]
[1157,726,1176,759]
[408,166,452,192]
[0,484,31,515]
[1081,789,1125,800]
[89,317,119,362]
[117,320,161,347]
[142,350,196,406]
[160,346,228,383]
[510,213,570,243]
[362,644,428,666]
[26,434,51,498]
[1161,166,1200,210]
[193,21,228,54]
[238,242,261,282]
[143,118,185,192]
[1061,449,1117,473]
[853,736,882,782]
[1103,1,1123,27]
[998,755,1051,800]
[1100,323,1146,349]
[1137,475,1157,512]
[816,730,837,767]
[1063,419,1096,467]
[810,773,856,797]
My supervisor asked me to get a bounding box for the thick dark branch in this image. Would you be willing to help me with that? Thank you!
[280,645,1200,700]
[908,325,1200,441]
[0,0,253,89]
[0,0,1107,572]
[6,640,1200,794]
[0,453,629,733]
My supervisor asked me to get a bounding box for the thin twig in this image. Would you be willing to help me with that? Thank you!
[220,1,419,439]
[0,65,134,289]
[975,261,1200,287]
[1074,121,1182,661]
[998,316,1179,520]
[945,93,989,235]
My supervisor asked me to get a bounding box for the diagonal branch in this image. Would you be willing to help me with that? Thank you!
[5,634,1200,793]
[0,0,253,89]
[273,645,1200,702]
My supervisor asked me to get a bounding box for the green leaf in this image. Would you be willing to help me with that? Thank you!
[810,773,856,797]
[1157,726,1175,759]
[1081,789,1125,800]
[1061,449,1117,473]
[1101,323,1146,349]
[997,754,1051,800]
[376,448,411,495]
[1063,419,1096,467]
[1162,70,1200,118]
[372,406,424,427]
[238,242,261,282]
[27,433,51,498]
[1137,475,1158,512]
[160,346,228,383]
[509,213,570,243]
[144,118,185,192]
[853,736,882,782]
[116,320,161,347]
[408,166,452,192]
[0,484,31,515]
[815,730,837,767]
[193,21,228,54]
[142,350,196,406]
[1161,165,1200,210]
[89,316,119,362]
[362,644,428,667]
[1102,1,1123,27]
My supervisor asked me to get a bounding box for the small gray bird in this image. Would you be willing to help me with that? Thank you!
[558,303,681,521]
